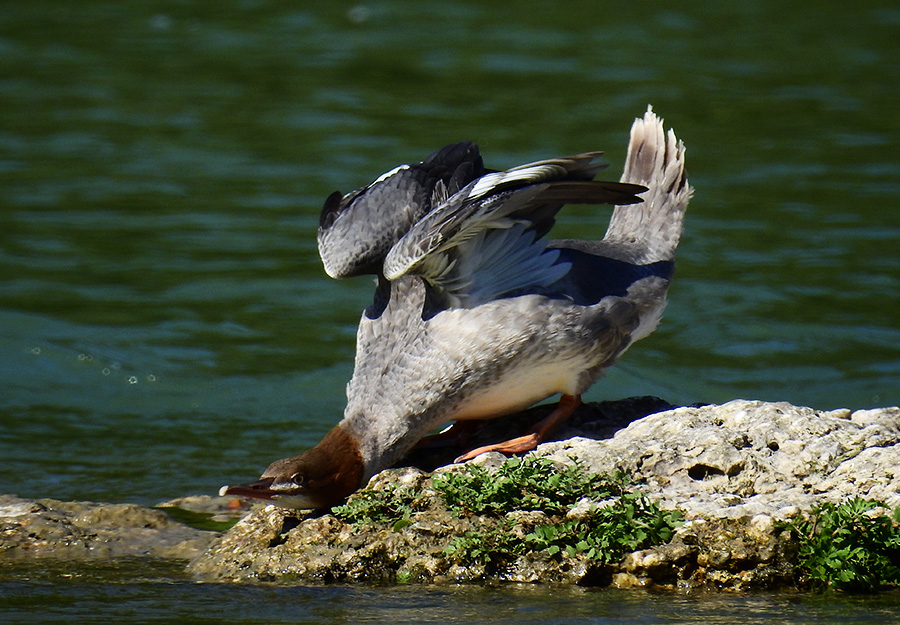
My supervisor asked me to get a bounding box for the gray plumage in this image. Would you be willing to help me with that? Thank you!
[318,141,485,278]
[334,106,692,480]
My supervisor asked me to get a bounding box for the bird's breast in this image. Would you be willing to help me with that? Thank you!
[443,355,592,421]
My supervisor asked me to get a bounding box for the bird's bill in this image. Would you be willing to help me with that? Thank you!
[219,478,277,501]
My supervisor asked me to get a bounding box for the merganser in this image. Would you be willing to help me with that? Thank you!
[221,107,691,509]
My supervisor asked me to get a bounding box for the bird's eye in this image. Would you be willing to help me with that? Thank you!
[291,473,305,487]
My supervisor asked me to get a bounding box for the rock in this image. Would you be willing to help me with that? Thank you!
[539,399,900,519]
[0,495,225,560]
[188,399,900,588]
[3,398,899,591]
[156,494,253,520]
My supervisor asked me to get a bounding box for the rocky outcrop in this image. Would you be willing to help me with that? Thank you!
[186,465,798,589]
[4,399,899,590]
[542,399,900,518]
[0,494,238,561]
[189,399,900,588]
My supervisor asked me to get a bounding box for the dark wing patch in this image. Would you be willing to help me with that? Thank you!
[319,190,346,230]
[550,248,674,305]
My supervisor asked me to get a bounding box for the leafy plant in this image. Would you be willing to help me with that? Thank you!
[332,456,683,571]
[525,493,682,562]
[785,497,900,591]
[332,482,420,530]
[437,457,682,568]
[432,456,627,516]
[444,491,682,568]
[444,521,518,567]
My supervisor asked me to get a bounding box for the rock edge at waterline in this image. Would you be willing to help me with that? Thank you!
[190,398,900,588]
[3,399,899,590]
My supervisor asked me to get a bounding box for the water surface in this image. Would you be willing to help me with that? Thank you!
[3,560,900,625]
[1,0,899,621]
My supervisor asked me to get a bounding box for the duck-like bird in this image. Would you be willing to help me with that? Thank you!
[221,107,691,509]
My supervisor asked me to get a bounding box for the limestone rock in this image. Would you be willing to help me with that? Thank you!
[189,399,900,588]
[0,495,222,560]
[541,399,900,519]
[4,398,899,591]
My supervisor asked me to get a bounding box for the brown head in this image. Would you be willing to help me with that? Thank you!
[219,425,364,509]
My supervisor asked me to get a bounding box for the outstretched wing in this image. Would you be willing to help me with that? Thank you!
[317,141,485,279]
[383,154,646,309]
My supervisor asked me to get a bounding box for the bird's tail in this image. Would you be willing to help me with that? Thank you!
[603,106,692,263]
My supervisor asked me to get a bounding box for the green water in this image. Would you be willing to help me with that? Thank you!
[1,0,899,621]
[3,559,900,625]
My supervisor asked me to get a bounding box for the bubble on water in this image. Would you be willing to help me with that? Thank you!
[101,368,111,376]
[30,347,41,355]
[78,353,93,361]
[147,374,157,382]
[128,376,138,385]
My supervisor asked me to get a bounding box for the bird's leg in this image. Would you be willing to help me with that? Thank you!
[414,420,483,450]
[454,394,582,463]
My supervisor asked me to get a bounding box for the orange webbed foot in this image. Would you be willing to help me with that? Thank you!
[453,394,582,463]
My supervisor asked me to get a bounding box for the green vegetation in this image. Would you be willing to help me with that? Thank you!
[444,490,681,567]
[785,497,900,592]
[333,456,683,570]
[435,456,681,567]
[332,481,423,532]
[525,493,682,561]
[432,456,626,516]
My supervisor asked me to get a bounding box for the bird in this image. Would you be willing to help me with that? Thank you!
[221,107,692,510]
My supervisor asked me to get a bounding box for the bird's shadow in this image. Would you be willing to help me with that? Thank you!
[396,395,680,473]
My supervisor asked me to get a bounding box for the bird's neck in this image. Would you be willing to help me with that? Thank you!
[340,410,439,481]
[309,424,366,505]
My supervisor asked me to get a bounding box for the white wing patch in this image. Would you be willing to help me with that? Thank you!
[371,164,409,185]
[467,163,567,200]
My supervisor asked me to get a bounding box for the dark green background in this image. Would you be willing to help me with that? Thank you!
[2,0,898,505]
[2,1,900,621]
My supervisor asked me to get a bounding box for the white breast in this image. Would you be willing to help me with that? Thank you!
[445,356,590,421]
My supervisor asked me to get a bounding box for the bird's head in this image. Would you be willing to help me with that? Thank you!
[219,425,364,510]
